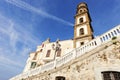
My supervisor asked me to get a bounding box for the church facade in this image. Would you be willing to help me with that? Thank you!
[10,2,120,80]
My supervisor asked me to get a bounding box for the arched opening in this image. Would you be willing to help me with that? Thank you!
[79,17,84,23]
[55,76,65,80]
[102,71,120,80]
[79,28,84,35]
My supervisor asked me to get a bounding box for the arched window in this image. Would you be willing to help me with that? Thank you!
[102,71,120,80]
[79,17,84,23]
[79,28,84,35]
[55,76,65,80]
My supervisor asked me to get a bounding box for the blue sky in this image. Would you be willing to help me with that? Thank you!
[0,0,120,80]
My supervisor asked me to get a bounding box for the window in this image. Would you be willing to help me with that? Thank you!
[79,10,82,13]
[30,62,36,68]
[33,53,37,60]
[80,42,84,46]
[42,44,44,48]
[79,28,84,35]
[102,71,120,80]
[79,17,84,23]
[55,76,65,80]
[56,49,61,57]
[40,49,43,52]
[46,50,51,57]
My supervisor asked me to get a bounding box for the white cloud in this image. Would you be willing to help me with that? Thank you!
[0,0,73,79]
[0,13,40,69]
[0,55,22,68]
[5,0,74,26]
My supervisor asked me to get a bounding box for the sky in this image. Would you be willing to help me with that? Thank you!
[0,0,120,80]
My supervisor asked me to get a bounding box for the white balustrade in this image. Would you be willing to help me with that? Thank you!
[41,61,55,72]
[22,71,29,78]
[76,25,120,57]
[10,25,120,80]
[99,25,120,43]
[56,50,75,67]
[30,67,39,76]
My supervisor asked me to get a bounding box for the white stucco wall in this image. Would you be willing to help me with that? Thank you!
[24,39,74,67]
[42,40,74,61]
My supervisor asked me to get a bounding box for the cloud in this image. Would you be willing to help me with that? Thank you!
[0,55,22,68]
[0,0,73,79]
[5,0,74,26]
[0,13,40,70]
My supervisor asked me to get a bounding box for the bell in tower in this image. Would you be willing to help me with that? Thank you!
[74,2,94,48]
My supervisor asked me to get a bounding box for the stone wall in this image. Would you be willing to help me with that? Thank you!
[24,38,120,80]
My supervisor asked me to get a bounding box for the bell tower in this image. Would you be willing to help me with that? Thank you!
[74,2,94,48]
